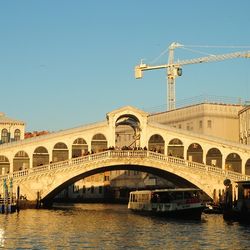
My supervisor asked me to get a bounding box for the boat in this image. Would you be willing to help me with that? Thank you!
[223,180,250,223]
[128,188,205,220]
[203,202,223,214]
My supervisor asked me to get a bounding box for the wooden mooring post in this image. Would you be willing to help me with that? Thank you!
[0,178,17,214]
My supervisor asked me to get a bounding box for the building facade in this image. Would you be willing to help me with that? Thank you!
[239,105,250,145]
[0,112,25,144]
[148,103,244,143]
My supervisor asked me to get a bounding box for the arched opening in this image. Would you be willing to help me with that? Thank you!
[72,138,88,157]
[13,151,30,172]
[33,146,49,167]
[245,159,250,175]
[91,134,107,153]
[52,142,69,163]
[1,128,8,143]
[148,134,165,154]
[168,138,184,158]
[115,114,141,149]
[206,148,222,168]
[0,155,10,174]
[225,153,242,173]
[187,143,203,163]
[14,129,21,141]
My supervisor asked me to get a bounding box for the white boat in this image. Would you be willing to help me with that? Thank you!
[128,188,205,220]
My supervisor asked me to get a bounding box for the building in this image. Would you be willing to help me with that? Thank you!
[25,130,50,139]
[239,105,250,145]
[0,112,25,144]
[148,102,244,143]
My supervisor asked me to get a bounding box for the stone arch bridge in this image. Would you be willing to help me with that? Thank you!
[0,106,250,205]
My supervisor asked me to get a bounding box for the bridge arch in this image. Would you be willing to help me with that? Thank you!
[41,163,208,204]
[115,114,141,148]
[13,150,30,172]
[0,155,10,174]
[206,148,222,168]
[91,133,107,153]
[168,138,184,158]
[148,134,165,153]
[225,153,242,173]
[187,143,203,163]
[33,146,49,167]
[52,142,69,163]
[72,138,88,157]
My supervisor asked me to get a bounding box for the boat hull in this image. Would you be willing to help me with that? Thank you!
[130,206,205,220]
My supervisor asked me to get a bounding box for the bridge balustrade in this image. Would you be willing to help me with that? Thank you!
[1,150,250,184]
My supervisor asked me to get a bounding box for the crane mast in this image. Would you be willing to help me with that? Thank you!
[135,42,250,111]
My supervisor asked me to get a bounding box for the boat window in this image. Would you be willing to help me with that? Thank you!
[171,192,183,200]
[130,193,151,202]
[184,192,192,199]
[161,193,171,202]
[151,192,172,203]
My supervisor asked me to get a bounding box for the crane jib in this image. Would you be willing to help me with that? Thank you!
[135,42,250,111]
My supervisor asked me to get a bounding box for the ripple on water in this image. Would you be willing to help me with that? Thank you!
[0,204,249,249]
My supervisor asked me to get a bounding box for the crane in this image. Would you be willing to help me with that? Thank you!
[135,42,250,111]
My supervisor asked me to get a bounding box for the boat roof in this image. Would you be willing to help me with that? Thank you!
[130,188,201,194]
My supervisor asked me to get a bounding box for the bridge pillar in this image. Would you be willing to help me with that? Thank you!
[202,154,206,165]
[9,161,13,174]
[49,153,53,164]
[241,156,248,175]
[183,148,187,161]
[222,156,226,171]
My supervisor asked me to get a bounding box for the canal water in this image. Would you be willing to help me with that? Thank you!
[0,204,249,249]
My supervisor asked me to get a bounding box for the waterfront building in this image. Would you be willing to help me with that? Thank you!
[0,112,25,144]
[239,105,250,145]
[148,103,244,143]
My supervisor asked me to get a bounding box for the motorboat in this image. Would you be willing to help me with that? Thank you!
[128,188,205,220]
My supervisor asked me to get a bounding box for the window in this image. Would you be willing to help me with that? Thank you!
[199,120,202,129]
[91,186,94,194]
[99,186,103,194]
[1,129,8,143]
[207,120,212,128]
[14,129,21,141]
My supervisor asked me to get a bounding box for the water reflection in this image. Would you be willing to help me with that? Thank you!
[0,228,5,247]
[0,204,249,249]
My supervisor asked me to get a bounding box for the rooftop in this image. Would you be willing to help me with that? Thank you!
[0,113,25,125]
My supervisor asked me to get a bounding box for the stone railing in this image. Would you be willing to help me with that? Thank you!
[1,150,250,183]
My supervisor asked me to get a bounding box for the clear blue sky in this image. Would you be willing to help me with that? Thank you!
[1,1,250,131]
